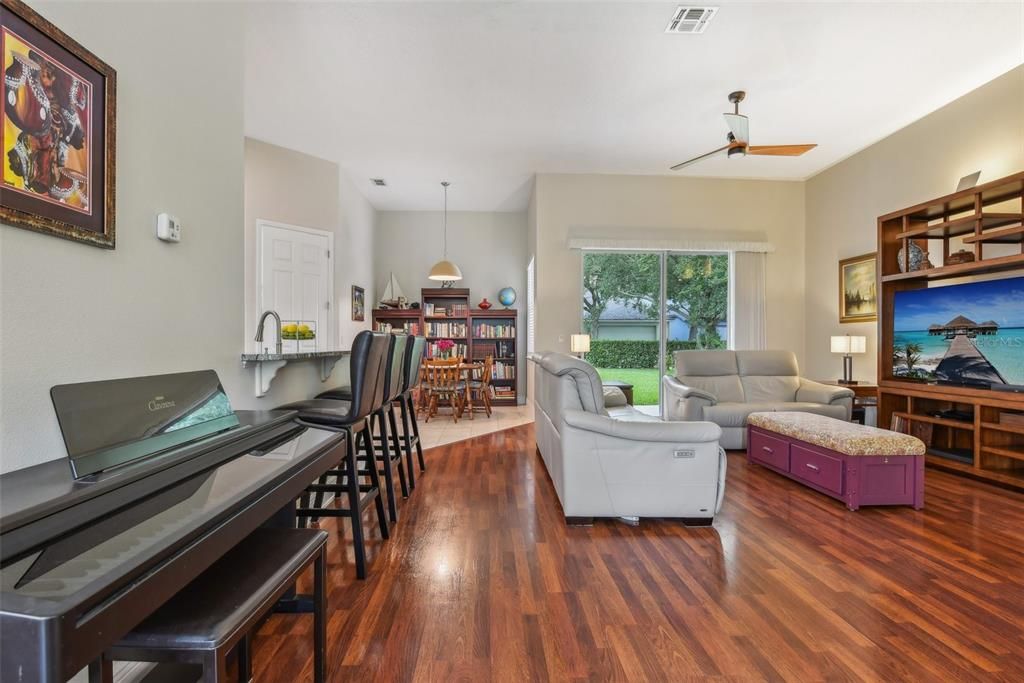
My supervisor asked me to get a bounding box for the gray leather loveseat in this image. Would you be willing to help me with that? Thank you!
[662,350,854,449]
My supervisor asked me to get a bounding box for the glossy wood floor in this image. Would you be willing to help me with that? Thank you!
[251,424,1024,681]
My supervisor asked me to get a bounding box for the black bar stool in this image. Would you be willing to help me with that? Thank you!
[321,334,409,524]
[396,336,427,486]
[89,528,327,683]
[279,330,390,579]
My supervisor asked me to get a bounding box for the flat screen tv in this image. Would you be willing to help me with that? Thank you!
[892,276,1024,388]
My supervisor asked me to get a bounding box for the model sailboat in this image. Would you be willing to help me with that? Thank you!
[378,272,408,308]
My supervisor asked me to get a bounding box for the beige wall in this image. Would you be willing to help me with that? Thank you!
[0,2,248,474]
[374,210,528,400]
[243,138,376,400]
[804,65,1024,382]
[245,138,339,346]
[0,6,378,476]
[532,174,806,363]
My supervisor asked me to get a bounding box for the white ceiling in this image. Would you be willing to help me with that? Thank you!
[243,1,1024,212]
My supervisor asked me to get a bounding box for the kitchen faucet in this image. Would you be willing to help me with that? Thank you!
[255,310,283,355]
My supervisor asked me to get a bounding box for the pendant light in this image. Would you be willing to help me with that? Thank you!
[428,181,463,283]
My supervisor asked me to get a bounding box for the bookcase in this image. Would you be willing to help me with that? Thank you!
[876,171,1024,491]
[470,309,518,404]
[422,288,470,360]
[372,288,519,406]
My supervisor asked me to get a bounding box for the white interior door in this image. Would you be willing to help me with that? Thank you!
[257,221,333,351]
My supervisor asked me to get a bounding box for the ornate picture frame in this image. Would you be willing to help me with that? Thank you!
[1,0,116,248]
[839,252,878,324]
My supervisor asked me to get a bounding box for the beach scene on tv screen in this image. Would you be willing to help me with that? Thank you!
[892,276,1024,386]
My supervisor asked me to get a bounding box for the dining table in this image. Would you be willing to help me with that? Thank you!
[417,360,483,418]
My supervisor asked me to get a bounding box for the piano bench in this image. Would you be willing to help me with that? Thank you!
[91,527,328,683]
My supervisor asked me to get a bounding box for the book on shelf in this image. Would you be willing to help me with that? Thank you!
[425,321,467,338]
[491,361,515,380]
[449,303,468,317]
[425,341,467,359]
[473,322,515,338]
[375,321,422,335]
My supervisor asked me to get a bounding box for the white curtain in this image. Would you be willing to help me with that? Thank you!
[732,251,767,350]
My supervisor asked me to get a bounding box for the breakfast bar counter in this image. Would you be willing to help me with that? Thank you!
[241,350,350,397]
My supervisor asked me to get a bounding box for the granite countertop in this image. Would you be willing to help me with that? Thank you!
[241,350,350,362]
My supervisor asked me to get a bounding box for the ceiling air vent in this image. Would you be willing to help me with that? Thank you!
[665,6,717,34]
[370,178,387,187]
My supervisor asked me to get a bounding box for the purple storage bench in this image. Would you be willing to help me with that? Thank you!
[746,412,926,511]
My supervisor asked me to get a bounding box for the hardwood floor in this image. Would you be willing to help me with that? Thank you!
[252,424,1024,681]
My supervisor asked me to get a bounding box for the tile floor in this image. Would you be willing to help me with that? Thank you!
[417,402,534,449]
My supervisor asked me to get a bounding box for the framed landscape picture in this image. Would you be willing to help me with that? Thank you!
[1,0,116,248]
[352,285,365,321]
[839,252,877,323]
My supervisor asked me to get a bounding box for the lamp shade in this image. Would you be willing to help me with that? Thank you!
[427,260,463,281]
[830,335,866,354]
[570,334,591,353]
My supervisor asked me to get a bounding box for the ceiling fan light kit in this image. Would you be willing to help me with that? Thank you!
[670,90,817,170]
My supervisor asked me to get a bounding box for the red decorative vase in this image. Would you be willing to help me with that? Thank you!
[478,298,492,310]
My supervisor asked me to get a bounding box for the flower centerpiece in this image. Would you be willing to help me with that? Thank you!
[436,338,456,359]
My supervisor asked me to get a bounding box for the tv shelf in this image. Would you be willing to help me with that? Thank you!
[877,171,1024,491]
[372,288,519,406]
[880,253,1024,283]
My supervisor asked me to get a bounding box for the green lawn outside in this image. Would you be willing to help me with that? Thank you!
[595,367,661,406]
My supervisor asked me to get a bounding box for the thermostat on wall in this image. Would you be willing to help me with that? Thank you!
[156,213,181,242]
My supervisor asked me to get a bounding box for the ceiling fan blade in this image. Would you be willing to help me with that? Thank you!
[722,113,749,143]
[747,144,817,156]
[670,144,731,171]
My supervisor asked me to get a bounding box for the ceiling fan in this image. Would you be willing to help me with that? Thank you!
[670,91,817,171]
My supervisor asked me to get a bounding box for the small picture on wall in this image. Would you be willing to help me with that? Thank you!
[839,252,877,323]
[352,285,365,321]
[1,0,117,248]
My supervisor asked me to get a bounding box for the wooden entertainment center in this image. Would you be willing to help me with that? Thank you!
[877,171,1024,491]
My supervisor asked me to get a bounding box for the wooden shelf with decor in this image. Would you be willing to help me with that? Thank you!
[877,171,1024,491]
[371,288,520,406]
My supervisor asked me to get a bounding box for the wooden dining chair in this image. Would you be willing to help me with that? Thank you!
[423,358,463,423]
[461,356,493,419]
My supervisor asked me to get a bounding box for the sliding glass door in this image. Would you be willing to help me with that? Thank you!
[665,253,729,377]
[582,252,662,407]
[582,251,730,413]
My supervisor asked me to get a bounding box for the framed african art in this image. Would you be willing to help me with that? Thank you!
[2,0,116,248]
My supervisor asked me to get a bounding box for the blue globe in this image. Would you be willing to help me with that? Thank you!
[498,287,517,307]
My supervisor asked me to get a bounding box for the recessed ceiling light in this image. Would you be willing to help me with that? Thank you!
[370,178,387,187]
[665,7,717,34]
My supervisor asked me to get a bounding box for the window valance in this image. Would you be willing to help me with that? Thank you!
[566,231,774,253]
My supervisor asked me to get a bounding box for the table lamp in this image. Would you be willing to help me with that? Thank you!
[570,334,591,359]
[830,334,866,385]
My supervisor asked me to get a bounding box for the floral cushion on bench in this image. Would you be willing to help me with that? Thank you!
[747,411,926,457]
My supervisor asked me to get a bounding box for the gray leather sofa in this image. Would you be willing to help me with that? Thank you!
[662,350,854,450]
[532,352,727,525]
